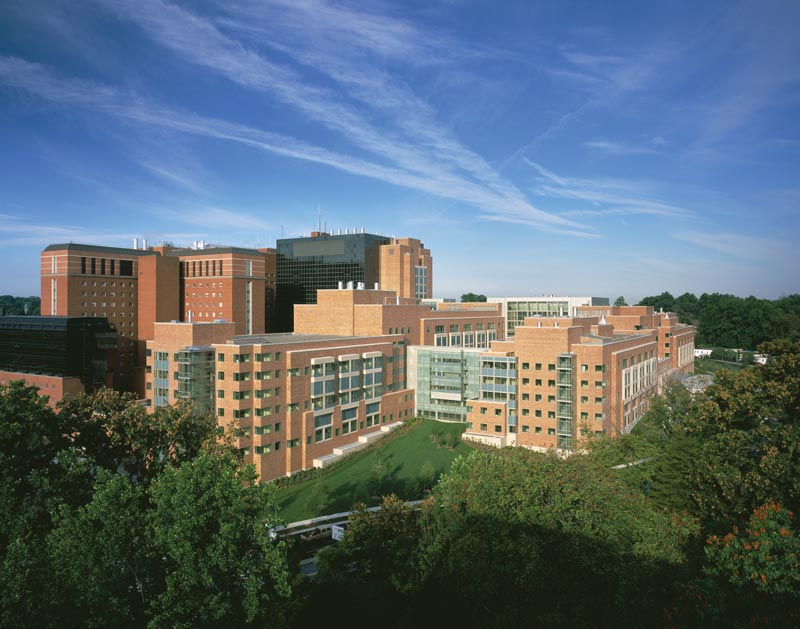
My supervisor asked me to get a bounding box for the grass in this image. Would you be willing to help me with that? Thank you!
[693,357,745,375]
[275,419,473,523]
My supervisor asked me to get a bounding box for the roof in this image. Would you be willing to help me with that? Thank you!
[165,246,268,257]
[0,316,112,331]
[227,333,395,346]
[43,243,156,256]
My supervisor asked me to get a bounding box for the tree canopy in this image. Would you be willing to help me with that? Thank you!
[0,384,291,627]
[637,292,800,348]
[460,292,487,302]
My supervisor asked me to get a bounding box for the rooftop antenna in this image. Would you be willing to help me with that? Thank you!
[317,205,321,232]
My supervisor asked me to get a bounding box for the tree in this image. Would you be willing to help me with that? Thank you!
[699,502,800,626]
[147,452,291,626]
[48,470,151,627]
[414,450,696,626]
[460,293,487,302]
[57,389,222,485]
[0,384,292,627]
[639,291,675,313]
[614,296,628,306]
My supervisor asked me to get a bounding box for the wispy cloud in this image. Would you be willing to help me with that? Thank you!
[0,38,592,237]
[525,159,694,219]
[153,206,275,232]
[0,212,154,247]
[584,140,660,156]
[93,0,589,235]
[672,231,792,261]
[688,2,800,148]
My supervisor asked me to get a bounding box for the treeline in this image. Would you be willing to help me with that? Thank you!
[638,291,800,349]
[0,295,40,316]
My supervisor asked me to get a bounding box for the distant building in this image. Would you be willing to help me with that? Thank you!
[0,316,116,405]
[40,241,276,394]
[487,296,610,337]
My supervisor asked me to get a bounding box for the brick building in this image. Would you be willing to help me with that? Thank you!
[144,287,505,481]
[446,305,695,452]
[41,241,276,395]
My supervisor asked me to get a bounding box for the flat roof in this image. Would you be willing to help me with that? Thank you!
[43,243,156,256]
[165,246,266,257]
[0,316,112,330]
[226,333,399,346]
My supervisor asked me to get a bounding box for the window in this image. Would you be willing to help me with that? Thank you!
[580,380,588,387]
[522,393,530,401]
[580,396,588,403]
[522,425,530,433]
[535,394,542,401]
[595,364,605,372]
[548,411,555,418]
[547,395,555,403]
[480,407,487,415]
[535,379,542,386]
[480,423,488,431]
[522,377,530,385]
[535,410,542,417]
[217,353,225,362]
[494,425,502,433]
[217,390,225,399]
[548,363,555,371]
[547,428,555,435]
[521,362,530,370]
[522,409,530,416]
[595,397,604,404]
[580,364,588,372]
[494,408,501,416]
[547,380,555,387]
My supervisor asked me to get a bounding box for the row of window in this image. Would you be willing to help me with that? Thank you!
[433,322,496,333]
[79,257,134,277]
[80,280,135,288]
[218,352,282,362]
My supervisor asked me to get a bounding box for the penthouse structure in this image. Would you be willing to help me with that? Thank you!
[487,296,610,337]
[275,231,432,331]
[0,316,117,405]
[41,241,276,394]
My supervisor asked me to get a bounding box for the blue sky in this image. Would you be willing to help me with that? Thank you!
[1,0,798,303]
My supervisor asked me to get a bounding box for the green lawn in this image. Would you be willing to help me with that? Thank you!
[693,357,745,375]
[275,420,473,523]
